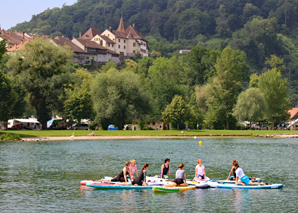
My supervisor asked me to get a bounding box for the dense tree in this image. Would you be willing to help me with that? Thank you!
[258,66,290,128]
[233,88,267,128]
[64,69,94,123]
[206,46,250,129]
[162,95,190,130]
[7,38,74,129]
[91,69,151,129]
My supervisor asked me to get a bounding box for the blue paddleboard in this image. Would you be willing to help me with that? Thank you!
[86,183,153,189]
[216,183,283,189]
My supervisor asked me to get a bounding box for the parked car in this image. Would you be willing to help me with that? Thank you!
[11,124,22,129]
[72,123,89,130]
[108,124,117,130]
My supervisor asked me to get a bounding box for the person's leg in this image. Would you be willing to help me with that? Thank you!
[165,182,177,187]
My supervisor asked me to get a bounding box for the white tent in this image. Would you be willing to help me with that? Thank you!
[7,118,40,129]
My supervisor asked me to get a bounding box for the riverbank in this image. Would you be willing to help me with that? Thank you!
[1,130,298,141]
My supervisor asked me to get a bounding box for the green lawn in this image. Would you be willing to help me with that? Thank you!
[1,129,298,138]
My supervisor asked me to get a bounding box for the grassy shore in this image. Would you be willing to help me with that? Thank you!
[1,129,298,138]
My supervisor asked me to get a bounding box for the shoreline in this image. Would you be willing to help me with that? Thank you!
[18,134,298,141]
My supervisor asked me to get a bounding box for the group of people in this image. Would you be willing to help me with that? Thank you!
[105,158,267,186]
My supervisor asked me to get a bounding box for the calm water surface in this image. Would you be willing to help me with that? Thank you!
[0,138,297,212]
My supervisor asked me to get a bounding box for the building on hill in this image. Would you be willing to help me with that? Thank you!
[80,28,102,40]
[99,17,148,57]
[52,36,120,64]
[51,36,88,64]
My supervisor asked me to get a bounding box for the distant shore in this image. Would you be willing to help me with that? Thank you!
[18,134,298,141]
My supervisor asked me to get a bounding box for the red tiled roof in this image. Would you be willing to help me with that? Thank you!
[99,35,115,44]
[124,25,146,41]
[288,108,298,119]
[81,28,102,40]
[117,17,126,32]
[75,38,107,49]
[53,36,86,53]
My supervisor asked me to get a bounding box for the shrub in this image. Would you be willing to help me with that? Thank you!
[88,122,98,130]
[0,133,21,141]
[143,126,154,130]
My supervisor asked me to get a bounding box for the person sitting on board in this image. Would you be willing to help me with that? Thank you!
[165,163,188,187]
[194,159,207,181]
[234,161,267,186]
[158,158,171,179]
[132,163,149,186]
[103,161,132,183]
[227,160,238,180]
[227,160,257,181]
[129,159,138,179]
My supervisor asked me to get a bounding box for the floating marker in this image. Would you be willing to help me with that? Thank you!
[199,141,203,146]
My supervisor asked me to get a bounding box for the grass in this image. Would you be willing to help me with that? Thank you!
[1,129,298,138]
[0,133,21,141]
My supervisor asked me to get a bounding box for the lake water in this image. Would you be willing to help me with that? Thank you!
[0,138,297,212]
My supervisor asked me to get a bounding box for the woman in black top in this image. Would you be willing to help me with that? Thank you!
[104,161,132,182]
[132,164,149,186]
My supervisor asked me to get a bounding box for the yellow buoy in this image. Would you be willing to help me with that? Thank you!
[199,141,203,146]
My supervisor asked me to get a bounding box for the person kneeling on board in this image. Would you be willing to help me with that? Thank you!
[132,164,149,186]
[165,164,188,187]
[234,161,267,186]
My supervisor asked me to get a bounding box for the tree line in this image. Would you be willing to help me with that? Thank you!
[0,39,291,130]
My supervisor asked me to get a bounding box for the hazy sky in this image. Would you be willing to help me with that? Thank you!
[0,0,77,30]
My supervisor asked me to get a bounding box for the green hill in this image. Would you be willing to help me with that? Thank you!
[10,0,298,97]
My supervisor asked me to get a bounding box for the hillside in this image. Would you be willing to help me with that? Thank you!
[10,0,298,97]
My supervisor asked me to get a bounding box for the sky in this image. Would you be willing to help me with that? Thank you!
[0,0,78,30]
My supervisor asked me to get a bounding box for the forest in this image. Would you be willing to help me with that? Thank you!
[10,0,298,100]
[1,0,297,129]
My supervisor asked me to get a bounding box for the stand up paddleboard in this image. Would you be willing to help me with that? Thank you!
[186,181,209,188]
[86,183,152,190]
[211,178,262,184]
[152,186,196,192]
[215,183,283,189]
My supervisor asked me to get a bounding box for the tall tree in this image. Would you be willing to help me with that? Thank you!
[64,69,94,124]
[91,69,151,129]
[206,46,250,129]
[258,58,290,127]
[162,95,190,130]
[233,88,267,128]
[7,38,74,129]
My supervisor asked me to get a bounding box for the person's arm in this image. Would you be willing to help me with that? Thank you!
[203,168,206,180]
[160,165,164,179]
[184,172,186,182]
[123,168,128,182]
[168,166,171,179]
[135,166,138,177]
[227,168,233,180]
[195,167,198,178]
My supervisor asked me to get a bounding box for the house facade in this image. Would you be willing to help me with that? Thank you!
[100,17,149,57]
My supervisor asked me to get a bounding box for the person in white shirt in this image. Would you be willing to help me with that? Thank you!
[234,161,267,186]
[194,159,207,181]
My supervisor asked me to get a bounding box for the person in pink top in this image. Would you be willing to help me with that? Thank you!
[129,159,138,179]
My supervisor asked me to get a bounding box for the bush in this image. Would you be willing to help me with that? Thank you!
[143,126,154,130]
[0,133,21,141]
[88,122,98,130]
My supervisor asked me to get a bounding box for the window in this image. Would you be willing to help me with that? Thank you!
[124,40,126,43]
[100,40,103,46]
[118,39,120,42]
[133,50,135,53]
[112,44,114,47]
[133,43,136,47]
[124,46,126,49]
[108,34,109,37]
[108,43,110,47]
[86,57,89,59]
[118,45,120,48]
